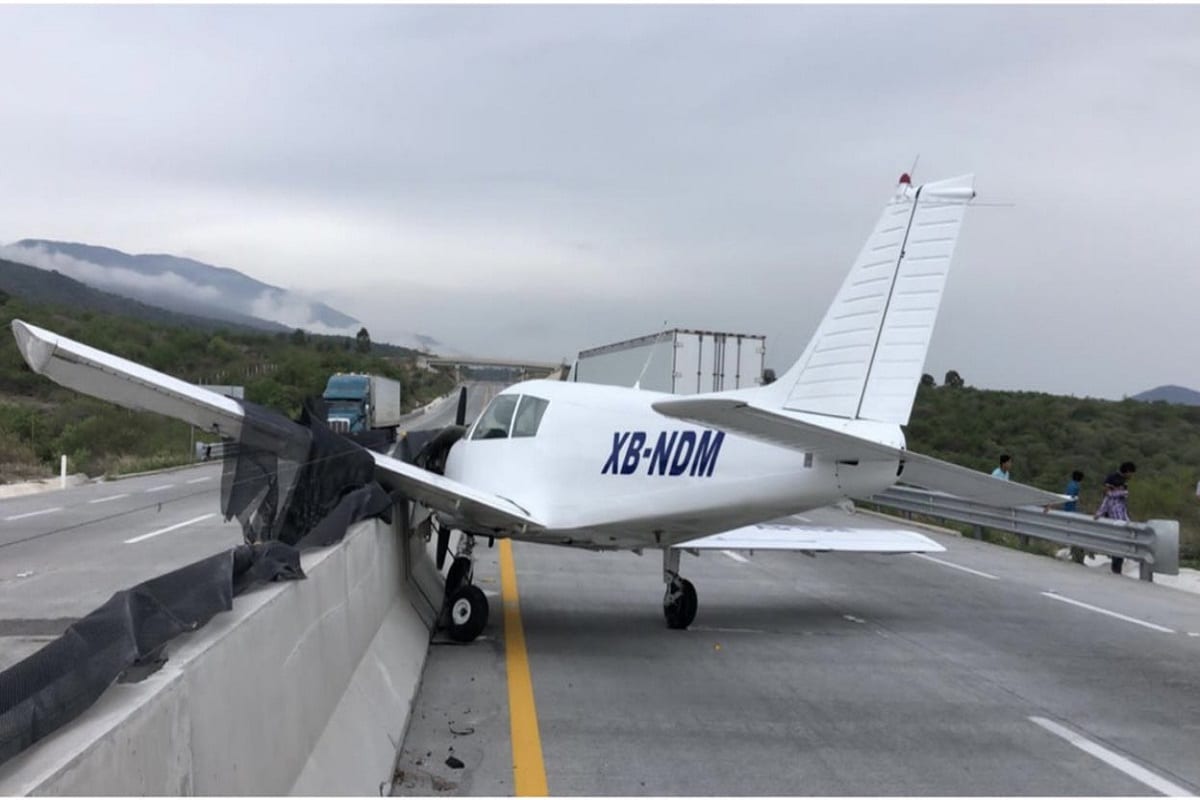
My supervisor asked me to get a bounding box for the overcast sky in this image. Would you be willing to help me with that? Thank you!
[2,4,1198,399]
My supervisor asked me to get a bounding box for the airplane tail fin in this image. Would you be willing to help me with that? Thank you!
[765,173,975,426]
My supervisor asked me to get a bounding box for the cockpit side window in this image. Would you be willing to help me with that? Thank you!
[511,395,549,438]
[470,394,519,440]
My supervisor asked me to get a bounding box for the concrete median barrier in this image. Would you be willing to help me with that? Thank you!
[0,514,435,795]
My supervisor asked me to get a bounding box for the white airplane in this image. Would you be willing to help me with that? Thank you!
[11,173,1063,642]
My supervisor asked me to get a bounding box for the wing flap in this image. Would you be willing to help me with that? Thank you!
[677,521,944,553]
[653,396,1065,508]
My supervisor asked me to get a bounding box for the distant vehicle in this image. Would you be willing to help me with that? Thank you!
[13,173,1066,644]
[571,329,767,395]
[322,374,402,441]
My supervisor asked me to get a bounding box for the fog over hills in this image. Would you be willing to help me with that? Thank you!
[0,240,445,353]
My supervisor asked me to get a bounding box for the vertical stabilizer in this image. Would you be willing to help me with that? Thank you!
[771,174,975,425]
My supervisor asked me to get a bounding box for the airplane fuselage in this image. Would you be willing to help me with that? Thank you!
[444,379,905,549]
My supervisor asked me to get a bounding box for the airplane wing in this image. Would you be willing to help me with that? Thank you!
[676,520,944,553]
[369,450,542,533]
[12,320,246,437]
[652,397,1066,508]
[10,319,543,535]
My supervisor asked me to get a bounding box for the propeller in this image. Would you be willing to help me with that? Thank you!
[435,524,450,570]
[436,385,468,570]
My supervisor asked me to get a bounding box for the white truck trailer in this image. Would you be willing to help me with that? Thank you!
[570,328,767,395]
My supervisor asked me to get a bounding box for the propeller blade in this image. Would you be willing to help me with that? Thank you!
[455,386,468,426]
[436,526,450,570]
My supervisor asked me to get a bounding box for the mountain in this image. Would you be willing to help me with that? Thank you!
[1,239,447,353]
[0,257,290,333]
[1130,385,1200,406]
[3,239,357,334]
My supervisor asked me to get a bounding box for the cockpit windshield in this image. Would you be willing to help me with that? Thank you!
[512,395,549,437]
[470,393,550,440]
[471,394,519,440]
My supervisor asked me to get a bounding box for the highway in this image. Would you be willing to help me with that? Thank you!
[395,508,1200,796]
[8,378,1200,796]
[0,383,495,672]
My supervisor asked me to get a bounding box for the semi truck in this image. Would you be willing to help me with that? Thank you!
[570,328,767,395]
[322,373,402,441]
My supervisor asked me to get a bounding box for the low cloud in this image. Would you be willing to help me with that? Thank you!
[0,243,224,304]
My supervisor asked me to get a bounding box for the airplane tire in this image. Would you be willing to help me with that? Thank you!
[663,578,698,630]
[447,585,489,642]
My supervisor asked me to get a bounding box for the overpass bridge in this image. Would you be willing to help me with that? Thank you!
[417,355,568,380]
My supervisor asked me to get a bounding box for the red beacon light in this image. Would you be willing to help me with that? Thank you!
[898,173,912,185]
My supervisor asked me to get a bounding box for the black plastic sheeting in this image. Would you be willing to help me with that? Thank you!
[0,396,394,768]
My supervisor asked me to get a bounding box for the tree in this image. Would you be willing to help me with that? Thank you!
[291,328,307,347]
[920,373,936,388]
[944,370,964,388]
[356,327,372,354]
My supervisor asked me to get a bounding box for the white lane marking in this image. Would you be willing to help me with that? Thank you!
[4,507,63,521]
[88,493,129,504]
[912,553,999,580]
[1189,632,1199,638]
[124,513,216,544]
[1028,716,1194,796]
[1040,592,1175,634]
[843,614,866,624]
[145,484,175,493]
[186,476,212,484]
[722,550,750,564]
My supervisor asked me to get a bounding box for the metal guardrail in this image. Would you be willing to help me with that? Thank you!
[194,441,238,462]
[864,485,1179,582]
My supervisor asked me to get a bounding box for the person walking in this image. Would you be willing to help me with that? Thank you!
[1095,461,1136,574]
[1064,470,1084,512]
[991,454,1012,481]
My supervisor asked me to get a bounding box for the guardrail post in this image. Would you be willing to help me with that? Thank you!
[972,524,983,540]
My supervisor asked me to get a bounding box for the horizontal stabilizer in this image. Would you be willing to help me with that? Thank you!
[677,520,944,553]
[653,396,1066,508]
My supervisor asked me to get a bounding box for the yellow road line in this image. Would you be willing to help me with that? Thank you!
[499,539,549,796]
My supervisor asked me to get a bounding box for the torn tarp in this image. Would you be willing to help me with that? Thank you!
[222,397,390,546]
[1,394,395,769]
[0,543,302,766]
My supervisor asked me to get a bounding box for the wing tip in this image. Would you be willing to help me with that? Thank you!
[12,319,55,374]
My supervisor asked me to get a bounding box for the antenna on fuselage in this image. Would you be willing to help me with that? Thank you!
[633,322,671,391]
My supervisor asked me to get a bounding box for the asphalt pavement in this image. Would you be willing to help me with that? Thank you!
[395,506,1200,797]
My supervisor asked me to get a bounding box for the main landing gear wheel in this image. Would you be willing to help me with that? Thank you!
[663,578,697,629]
[661,547,698,630]
[441,534,488,643]
[447,584,489,642]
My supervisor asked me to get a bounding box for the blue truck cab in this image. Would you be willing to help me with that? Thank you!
[321,373,403,442]
[323,374,372,434]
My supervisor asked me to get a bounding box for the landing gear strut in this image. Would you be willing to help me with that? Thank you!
[443,533,489,642]
[662,548,698,630]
